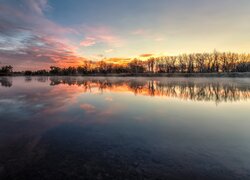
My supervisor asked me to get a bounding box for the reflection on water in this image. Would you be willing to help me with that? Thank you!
[0,77,250,180]
[0,77,12,87]
[2,76,249,104]
[48,77,250,104]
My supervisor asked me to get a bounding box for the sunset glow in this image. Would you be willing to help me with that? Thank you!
[1,0,250,70]
[1,1,250,178]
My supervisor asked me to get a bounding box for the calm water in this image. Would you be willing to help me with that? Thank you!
[0,76,250,180]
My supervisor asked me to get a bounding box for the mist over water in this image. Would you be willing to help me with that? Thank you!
[0,77,250,180]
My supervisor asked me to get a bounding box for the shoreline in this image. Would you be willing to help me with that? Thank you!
[1,72,250,78]
[83,72,250,78]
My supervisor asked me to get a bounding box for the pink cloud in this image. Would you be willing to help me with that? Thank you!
[0,1,85,70]
[98,35,119,44]
[80,37,96,47]
[80,25,123,47]
[80,104,96,113]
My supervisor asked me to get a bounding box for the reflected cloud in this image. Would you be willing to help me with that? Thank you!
[80,103,96,113]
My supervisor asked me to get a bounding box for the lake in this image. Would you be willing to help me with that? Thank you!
[0,76,250,180]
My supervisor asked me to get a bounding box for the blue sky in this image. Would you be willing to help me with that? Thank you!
[0,0,250,70]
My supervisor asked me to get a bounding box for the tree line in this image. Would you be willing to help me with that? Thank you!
[0,65,13,75]
[38,51,250,75]
[1,51,250,76]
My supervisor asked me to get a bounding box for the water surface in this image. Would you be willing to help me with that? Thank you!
[0,77,250,180]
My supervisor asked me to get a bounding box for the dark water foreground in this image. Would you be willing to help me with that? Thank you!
[0,77,250,180]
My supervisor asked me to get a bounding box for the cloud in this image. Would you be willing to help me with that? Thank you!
[140,53,154,57]
[80,25,123,47]
[0,0,83,70]
[80,37,96,47]
[25,0,50,15]
[0,34,86,70]
[104,57,131,65]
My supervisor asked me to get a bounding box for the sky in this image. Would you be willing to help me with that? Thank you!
[0,0,250,70]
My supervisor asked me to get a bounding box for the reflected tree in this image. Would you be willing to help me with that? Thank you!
[0,77,12,87]
[48,77,250,104]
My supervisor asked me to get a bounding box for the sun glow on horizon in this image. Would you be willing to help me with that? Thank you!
[1,0,250,70]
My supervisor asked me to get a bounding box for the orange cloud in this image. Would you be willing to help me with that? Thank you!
[81,25,123,47]
[80,103,96,113]
[104,57,131,65]
[140,54,154,57]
